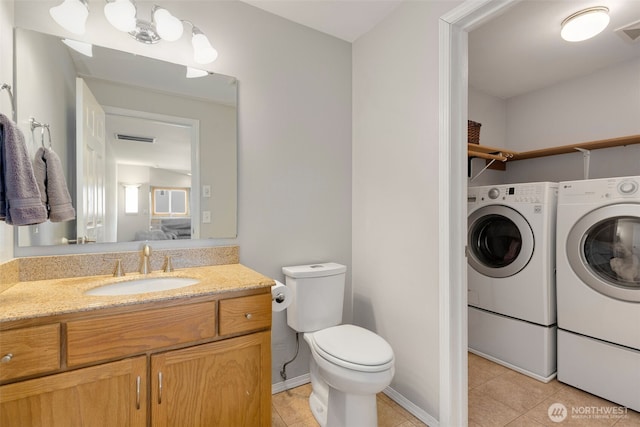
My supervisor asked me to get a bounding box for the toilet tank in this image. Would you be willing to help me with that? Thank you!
[283,263,347,332]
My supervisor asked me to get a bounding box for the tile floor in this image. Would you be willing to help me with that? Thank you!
[272,353,640,427]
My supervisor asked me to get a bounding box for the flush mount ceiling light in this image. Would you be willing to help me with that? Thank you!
[49,0,89,35]
[561,6,610,42]
[49,0,219,64]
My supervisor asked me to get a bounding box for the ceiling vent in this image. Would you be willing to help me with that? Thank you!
[615,19,640,42]
[115,134,156,143]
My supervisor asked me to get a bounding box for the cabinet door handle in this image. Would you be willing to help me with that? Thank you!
[244,313,253,320]
[158,371,163,404]
[1,353,13,363]
[136,376,141,410]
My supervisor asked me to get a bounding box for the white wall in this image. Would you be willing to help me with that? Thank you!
[468,86,507,186]
[15,1,352,387]
[13,28,76,247]
[353,1,459,421]
[0,0,15,262]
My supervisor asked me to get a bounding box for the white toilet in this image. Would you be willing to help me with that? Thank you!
[283,262,395,427]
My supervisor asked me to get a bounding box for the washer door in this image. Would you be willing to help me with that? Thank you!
[468,205,534,278]
[567,203,640,302]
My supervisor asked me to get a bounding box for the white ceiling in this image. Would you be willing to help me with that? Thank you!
[244,0,640,99]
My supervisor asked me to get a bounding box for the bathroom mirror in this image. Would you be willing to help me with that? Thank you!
[13,28,237,253]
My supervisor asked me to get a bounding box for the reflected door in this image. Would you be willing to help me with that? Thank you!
[76,78,106,243]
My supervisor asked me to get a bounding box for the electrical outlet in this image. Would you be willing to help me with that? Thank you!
[202,211,211,223]
[202,185,211,197]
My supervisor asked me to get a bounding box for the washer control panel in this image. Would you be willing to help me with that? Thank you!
[468,183,555,205]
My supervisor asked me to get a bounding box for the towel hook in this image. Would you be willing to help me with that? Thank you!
[29,117,52,149]
[1,83,15,118]
[40,126,52,149]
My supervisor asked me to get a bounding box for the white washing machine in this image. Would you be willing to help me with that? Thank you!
[556,176,640,411]
[467,182,558,382]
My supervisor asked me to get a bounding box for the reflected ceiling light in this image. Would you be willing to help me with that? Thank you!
[192,27,218,64]
[186,66,209,78]
[49,0,89,35]
[104,0,137,32]
[561,6,610,42]
[62,38,93,57]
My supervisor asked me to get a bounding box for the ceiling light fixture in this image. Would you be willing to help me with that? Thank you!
[49,0,218,64]
[561,6,610,42]
[49,0,89,35]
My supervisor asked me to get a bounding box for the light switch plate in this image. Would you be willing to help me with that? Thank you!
[202,211,211,223]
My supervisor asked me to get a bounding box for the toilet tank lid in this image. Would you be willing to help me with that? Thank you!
[282,262,347,278]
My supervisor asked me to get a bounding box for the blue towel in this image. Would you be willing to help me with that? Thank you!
[0,113,48,225]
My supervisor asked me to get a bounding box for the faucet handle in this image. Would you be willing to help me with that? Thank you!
[163,255,174,273]
[104,257,125,277]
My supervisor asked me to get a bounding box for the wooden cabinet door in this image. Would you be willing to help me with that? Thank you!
[151,331,271,427]
[0,356,146,427]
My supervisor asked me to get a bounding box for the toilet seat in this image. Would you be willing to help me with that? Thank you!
[308,324,394,373]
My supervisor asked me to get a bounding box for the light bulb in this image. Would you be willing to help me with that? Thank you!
[104,0,137,33]
[49,0,89,35]
[192,29,218,64]
[561,7,610,42]
[154,8,184,41]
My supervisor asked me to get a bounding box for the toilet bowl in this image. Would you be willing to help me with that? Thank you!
[283,263,395,427]
[304,325,395,427]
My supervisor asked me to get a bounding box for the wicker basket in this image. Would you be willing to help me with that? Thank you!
[468,120,482,145]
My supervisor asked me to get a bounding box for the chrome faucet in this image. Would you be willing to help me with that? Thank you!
[140,244,152,274]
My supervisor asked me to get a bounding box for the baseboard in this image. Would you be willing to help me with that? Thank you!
[271,376,439,426]
[271,373,311,394]
[383,386,439,427]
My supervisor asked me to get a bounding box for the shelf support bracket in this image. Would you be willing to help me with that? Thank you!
[470,159,497,182]
[574,147,591,180]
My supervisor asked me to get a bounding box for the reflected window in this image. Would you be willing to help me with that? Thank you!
[152,187,189,216]
[583,217,640,289]
[124,184,139,214]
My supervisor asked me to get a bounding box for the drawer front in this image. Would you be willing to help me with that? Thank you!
[0,324,60,382]
[219,293,271,336]
[67,301,216,367]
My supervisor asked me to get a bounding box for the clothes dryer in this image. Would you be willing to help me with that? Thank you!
[467,182,558,382]
[556,176,640,411]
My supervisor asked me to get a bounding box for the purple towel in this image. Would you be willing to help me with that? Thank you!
[34,146,76,222]
[0,113,47,225]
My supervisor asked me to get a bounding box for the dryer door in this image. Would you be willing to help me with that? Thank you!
[468,205,534,278]
[567,203,640,302]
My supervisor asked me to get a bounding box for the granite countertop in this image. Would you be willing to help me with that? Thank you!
[0,263,274,323]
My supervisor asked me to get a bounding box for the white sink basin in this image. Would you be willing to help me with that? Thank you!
[85,277,199,296]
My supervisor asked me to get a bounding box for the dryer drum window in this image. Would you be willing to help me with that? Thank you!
[567,203,640,302]
[467,205,535,278]
[583,216,640,289]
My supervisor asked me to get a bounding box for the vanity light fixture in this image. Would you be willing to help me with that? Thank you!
[62,39,93,57]
[49,0,89,35]
[49,0,219,64]
[561,6,610,42]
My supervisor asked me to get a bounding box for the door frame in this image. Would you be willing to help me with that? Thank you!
[438,0,519,424]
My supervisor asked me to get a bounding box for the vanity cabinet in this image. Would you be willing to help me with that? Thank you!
[0,290,272,427]
[0,356,147,427]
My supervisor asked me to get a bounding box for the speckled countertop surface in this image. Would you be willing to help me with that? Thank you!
[0,264,274,323]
